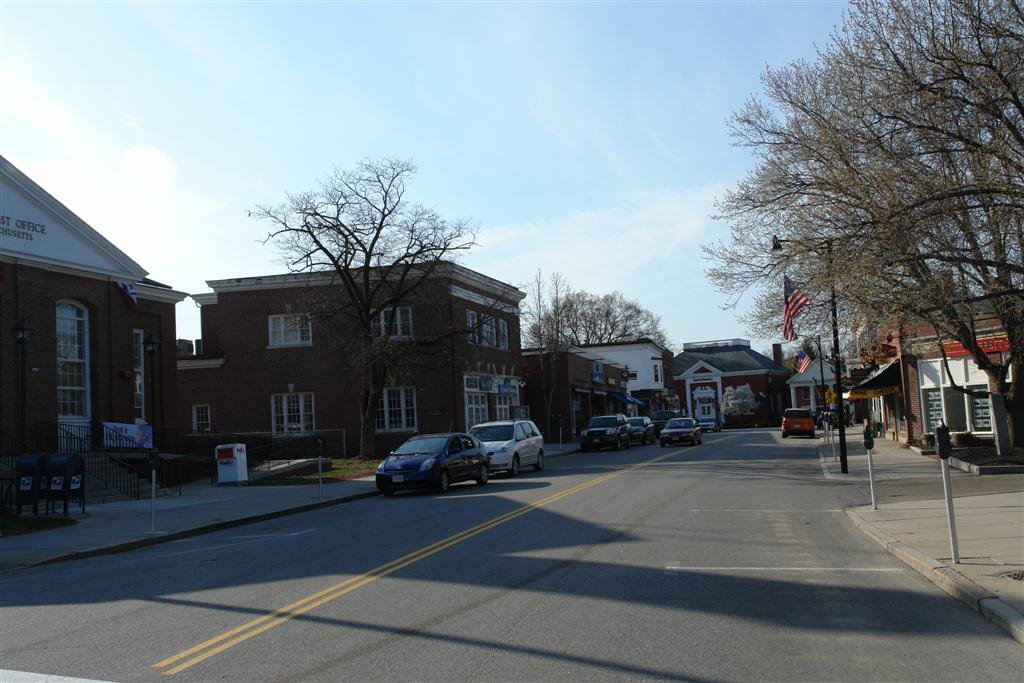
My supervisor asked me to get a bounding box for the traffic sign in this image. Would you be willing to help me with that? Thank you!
[825,388,837,405]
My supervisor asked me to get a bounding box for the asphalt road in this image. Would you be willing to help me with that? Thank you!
[2,430,1021,682]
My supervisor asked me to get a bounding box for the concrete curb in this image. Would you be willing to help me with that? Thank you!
[947,456,1024,476]
[845,507,1024,646]
[15,489,381,571]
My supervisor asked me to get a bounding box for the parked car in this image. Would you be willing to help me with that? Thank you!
[697,416,720,432]
[579,414,631,451]
[651,410,679,437]
[659,417,702,447]
[627,416,656,444]
[376,433,489,496]
[468,419,545,476]
[781,408,816,438]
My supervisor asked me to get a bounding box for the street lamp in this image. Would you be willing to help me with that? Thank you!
[773,236,849,474]
[12,319,32,450]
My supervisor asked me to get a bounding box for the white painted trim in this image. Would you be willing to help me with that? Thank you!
[191,292,218,305]
[177,358,226,370]
[449,284,520,313]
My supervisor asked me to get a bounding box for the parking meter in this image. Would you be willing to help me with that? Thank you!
[935,422,952,459]
[862,425,874,451]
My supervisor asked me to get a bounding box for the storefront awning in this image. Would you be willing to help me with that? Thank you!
[609,391,645,406]
[849,361,902,400]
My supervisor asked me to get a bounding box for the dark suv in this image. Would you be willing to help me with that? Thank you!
[579,414,631,452]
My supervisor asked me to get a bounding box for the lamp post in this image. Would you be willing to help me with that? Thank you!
[13,319,32,451]
[773,236,849,473]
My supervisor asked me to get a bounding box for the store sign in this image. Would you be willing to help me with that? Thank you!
[942,336,1009,358]
[103,421,153,449]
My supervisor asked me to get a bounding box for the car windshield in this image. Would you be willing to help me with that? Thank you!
[468,425,513,442]
[785,409,811,419]
[589,416,618,428]
[653,411,676,421]
[392,436,447,456]
[628,418,645,426]
[666,418,694,429]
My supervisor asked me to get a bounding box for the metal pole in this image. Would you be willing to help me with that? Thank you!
[150,466,157,534]
[866,447,877,510]
[827,241,849,474]
[317,439,324,501]
[940,459,960,563]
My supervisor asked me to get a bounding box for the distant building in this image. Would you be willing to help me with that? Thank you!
[571,339,678,415]
[0,155,186,453]
[521,346,632,442]
[176,264,525,455]
[673,339,790,425]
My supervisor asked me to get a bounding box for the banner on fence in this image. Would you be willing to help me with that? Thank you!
[103,422,153,449]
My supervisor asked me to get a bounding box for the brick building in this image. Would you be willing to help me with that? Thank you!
[0,155,186,452]
[672,339,790,426]
[521,347,633,443]
[176,263,525,456]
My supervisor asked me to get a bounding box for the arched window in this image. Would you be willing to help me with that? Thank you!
[56,301,91,421]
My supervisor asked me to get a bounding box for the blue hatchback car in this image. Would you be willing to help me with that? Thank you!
[376,433,490,496]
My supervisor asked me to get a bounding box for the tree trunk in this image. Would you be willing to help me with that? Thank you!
[1008,360,1022,447]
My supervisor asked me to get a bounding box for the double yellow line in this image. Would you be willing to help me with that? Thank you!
[153,451,674,675]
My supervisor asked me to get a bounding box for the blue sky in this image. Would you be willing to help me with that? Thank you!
[0,1,847,354]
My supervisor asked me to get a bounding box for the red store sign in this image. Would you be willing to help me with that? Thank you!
[942,336,1009,358]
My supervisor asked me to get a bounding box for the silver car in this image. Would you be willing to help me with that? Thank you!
[468,419,545,476]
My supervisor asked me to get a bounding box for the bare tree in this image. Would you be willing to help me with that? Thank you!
[704,0,1023,444]
[252,158,477,456]
[522,271,572,438]
[527,283,671,349]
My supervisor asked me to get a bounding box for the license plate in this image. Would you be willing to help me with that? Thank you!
[391,474,405,483]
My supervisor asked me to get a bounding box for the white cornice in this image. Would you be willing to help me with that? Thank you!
[449,284,520,314]
[191,292,218,305]
[136,281,188,304]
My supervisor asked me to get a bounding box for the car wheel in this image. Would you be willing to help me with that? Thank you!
[613,439,621,451]
[781,432,788,438]
[510,455,520,477]
[660,440,666,447]
[476,464,489,485]
[437,469,450,493]
[379,486,395,497]
[580,444,589,453]
[533,451,544,471]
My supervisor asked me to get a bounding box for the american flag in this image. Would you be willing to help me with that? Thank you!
[783,275,809,341]
[116,281,139,311]
[795,351,813,374]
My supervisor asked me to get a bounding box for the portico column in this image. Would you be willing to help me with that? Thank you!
[685,378,692,416]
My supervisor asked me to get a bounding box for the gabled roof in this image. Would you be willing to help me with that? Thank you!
[673,343,788,376]
[0,154,148,281]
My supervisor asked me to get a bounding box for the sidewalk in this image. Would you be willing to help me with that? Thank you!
[0,442,579,572]
[819,435,1024,644]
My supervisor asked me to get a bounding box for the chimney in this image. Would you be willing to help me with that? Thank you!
[772,343,783,365]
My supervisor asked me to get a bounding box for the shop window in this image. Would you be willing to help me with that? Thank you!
[968,386,992,432]
[466,392,488,428]
[942,387,968,432]
[495,395,515,421]
[922,388,943,433]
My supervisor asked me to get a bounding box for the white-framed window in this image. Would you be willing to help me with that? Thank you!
[481,316,496,347]
[271,392,315,434]
[467,309,479,344]
[376,387,417,431]
[497,319,509,350]
[268,314,312,347]
[465,392,489,429]
[653,364,662,383]
[495,395,517,421]
[628,371,638,381]
[56,301,91,420]
[918,358,994,433]
[192,404,211,432]
[132,329,145,421]
[376,307,413,338]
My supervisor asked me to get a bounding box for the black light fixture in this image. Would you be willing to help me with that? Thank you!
[13,319,32,344]
[143,333,161,355]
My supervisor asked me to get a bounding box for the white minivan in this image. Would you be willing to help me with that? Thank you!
[468,420,545,476]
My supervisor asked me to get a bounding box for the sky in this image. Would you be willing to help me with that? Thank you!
[0,0,848,356]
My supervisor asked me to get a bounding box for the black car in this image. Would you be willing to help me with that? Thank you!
[660,417,702,447]
[579,414,631,452]
[651,410,679,437]
[627,416,656,444]
[376,433,489,496]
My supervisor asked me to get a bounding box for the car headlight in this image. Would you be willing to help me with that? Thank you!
[377,460,386,472]
[419,458,436,471]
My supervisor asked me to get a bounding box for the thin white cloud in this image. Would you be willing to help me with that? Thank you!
[125,114,141,130]
[121,145,179,189]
